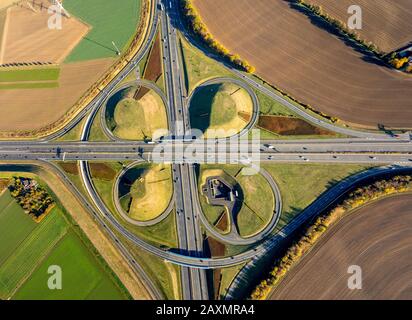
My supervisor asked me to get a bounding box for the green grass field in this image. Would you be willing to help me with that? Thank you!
[179,35,233,93]
[257,90,296,117]
[0,175,130,300]
[0,208,68,298]
[263,164,372,229]
[0,68,60,82]
[0,82,59,90]
[236,170,275,237]
[89,109,111,142]
[0,67,60,90]
[64,0,142,62]
[112,92,168,140]
[0,190,36,266]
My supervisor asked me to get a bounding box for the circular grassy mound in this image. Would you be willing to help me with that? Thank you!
[105,85,168,140]
[190,82,253,138]
[118,164,173,222]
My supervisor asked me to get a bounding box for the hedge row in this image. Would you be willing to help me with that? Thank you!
[180,0,255,73]
[250,174,412,300]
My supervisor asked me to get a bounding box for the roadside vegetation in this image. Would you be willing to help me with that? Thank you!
[89,109,111,142]
[251,174,412,299]
[178,35,233,93]
[56,117,86,142]
[121,236,181,300]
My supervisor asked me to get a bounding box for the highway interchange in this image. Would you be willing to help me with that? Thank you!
[0,0,412,301]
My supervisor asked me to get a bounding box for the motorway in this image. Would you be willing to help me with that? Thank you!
[161,4,209,300]
[0,0,411,301]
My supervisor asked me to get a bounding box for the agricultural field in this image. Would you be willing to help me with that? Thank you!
[0,0,142,133]
[0,58,113,131]
[64,0,142,62]
[119,164,173,222]
[105,85,168,141]
[307,0,412,53]
[13,231,126,300]
[193,0,412,129]
[190,82,253,138]
[0,67,60,82]
[0,178,129,300]
[270,194,412,299]
[0,0,88,65]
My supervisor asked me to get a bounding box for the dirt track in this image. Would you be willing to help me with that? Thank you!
[193,0,412,129]
[269,194,412,300]
[308,0,412,53]
[0,58,113,131]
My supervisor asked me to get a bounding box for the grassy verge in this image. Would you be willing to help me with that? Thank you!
[56,118,87,142]
[178,34,233,93]
[88,109,110,142]
[262,163,372,229]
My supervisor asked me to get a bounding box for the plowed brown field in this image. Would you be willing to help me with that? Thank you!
[193,0,412,129]
[0,1,88,64]
[0,58,113,131]
[269,194,412,300]
[308,0,412,53]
